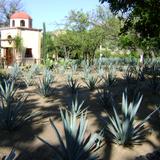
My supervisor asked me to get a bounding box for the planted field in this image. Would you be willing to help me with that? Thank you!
[0,58,160,160]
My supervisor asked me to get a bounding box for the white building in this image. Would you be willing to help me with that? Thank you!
[0,11,42,65]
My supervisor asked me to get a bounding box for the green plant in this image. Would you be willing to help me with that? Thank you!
[23,71,34,87]
[9,63,21,80]
[38,109,103,160]
[67,75,80,94]
[102,71,117,88]
[23,64,41,87]
[104,89,159,146]
[37,69,54,97]
[123,66,135,84]
[148,65,160,94]
[0,93,41,131]
[84,75,100,91]
[4,149,16,160]
[0,80,17,107]
[136,66,145,81]
[98,86,114,108]
[67,94,87,117]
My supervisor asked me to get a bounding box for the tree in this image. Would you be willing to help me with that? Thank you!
[0,0,23,26]
[13,35,23,60]
[100,0,160,55]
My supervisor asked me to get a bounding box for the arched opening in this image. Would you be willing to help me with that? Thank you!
[7,35,12,44]
[12,20,15,27]
[20,20,25,27]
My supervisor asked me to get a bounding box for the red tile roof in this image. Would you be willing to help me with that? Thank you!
[10,12,32,19]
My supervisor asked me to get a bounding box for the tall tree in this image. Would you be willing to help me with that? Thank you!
[0,0,23,26]
[100,0,160,54]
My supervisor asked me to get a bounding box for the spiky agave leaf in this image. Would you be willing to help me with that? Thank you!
[105,90,158,146]
[0,94,42,131]
[84,75,100,91]
[37,68,54,97]
[0,80,17,106]
[38,109,103,160]
[67,94,87,117]
[4,149,16,160]
[9,63,21,80]
[67,75,80,94]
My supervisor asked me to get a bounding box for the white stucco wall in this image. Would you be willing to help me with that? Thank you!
[0,28,41,61]
[10,19,32,28]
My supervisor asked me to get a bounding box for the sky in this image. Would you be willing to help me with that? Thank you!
[22,0,102,31]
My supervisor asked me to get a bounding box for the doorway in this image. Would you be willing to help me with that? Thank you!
[5,48,13,65]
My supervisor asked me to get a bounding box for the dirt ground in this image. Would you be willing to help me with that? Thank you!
[0,71,160,160]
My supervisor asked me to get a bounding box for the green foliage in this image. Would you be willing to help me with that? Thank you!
[9,63,21,80]
[37,69,54,97]
[53,6,120,61]
[102,70,117,88]
[84,75,100,91]
[38,109,103,160]
[98,86,114,108]
[105,90,158,146]
[0,80,17,107]
[23,64,40,87]
[148,65,160,94]
[13,35,23,54]
[123,66,135,84]
[67,94,87,117]
[100,0,160,52]
[0,94,39,131]
[0,80,40,131]
[67,74,80,94]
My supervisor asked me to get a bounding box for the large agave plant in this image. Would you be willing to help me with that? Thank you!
[0,93,41,131]
[105,90,159,146]
[67,94,87,117]
[0,80,17,107]
[38,109,103,160]
[37,69,54,97]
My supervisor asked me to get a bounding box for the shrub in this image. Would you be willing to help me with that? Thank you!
[66,94,87,117]
[38,109,103,160]
[104,89,159,146]
[37,69,54,97]
[67,75,80,94]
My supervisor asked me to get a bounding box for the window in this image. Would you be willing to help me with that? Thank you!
[29,20,32,28]
[20,20,25,27]
[12,20,15,27]
[7,35,12,44]
[25,48,32,57]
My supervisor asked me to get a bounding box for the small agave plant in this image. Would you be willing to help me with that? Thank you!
[98,86,114,108]
[37,68,54,97]
[67,74,80,94]
[0,80,17,107]
[0,92,41,131]
[38,109,103,160]
[105,89,159,146]
[84,75,100,91]
[9,63,21,80]
[102,71,117,89]
[67,94,87,117]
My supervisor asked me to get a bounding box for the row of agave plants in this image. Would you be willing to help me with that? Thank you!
[1,60,160,159]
